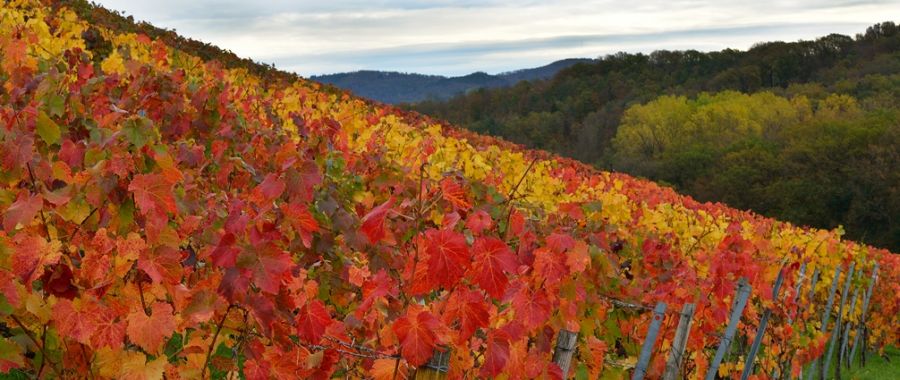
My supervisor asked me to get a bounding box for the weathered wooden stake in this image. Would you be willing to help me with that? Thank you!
[632,302,667,380]
[552,329,578,377]
[705,278,752,380]
[839,283,861,370]
[786,263,807,324]
[662,303,696,380]
[777,265,817,380]
[415,349,450,380]
[848,263,878,368]
[804,266,841,380]
[740,266,786,380]
[822,262,854,380]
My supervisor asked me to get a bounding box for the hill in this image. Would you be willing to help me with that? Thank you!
[312,58,592,104]
[0,1,897,379]
[410,24,900,251]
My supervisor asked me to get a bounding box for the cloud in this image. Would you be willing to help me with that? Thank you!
[93,0,898,76]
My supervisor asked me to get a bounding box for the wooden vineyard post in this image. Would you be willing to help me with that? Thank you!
[848,263,878,368]
[838,283,861,373]
[415,349,450,380]
[552,329,578,377]
[822,262,854,380]
[787,263,808,325]
[805,266,842,380]
[705,278,752,380]
[778,265,814,380]
[662,303,695,380]
[632,302,667,380]
[740,265,786,380]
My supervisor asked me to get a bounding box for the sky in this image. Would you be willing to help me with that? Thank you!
[93,0,899,77]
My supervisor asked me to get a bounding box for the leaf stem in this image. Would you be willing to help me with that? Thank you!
[26,162,51,238]
[10,315,62,378]
[201,304,235,380]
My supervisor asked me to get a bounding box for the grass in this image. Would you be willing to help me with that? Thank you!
[838,345,900,379]
[807,345,900,380]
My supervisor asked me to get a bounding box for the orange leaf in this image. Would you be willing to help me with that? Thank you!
[3,192,42,232]
[126,302,176,355]
[128,174,177,216]
[440,177,471,210]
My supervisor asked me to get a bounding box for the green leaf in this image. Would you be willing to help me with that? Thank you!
[575,363,589,380]
[116,199,135,235]
[58,197,91,223]
[123,117,154,149]
[36,111,61,145]
[0,337,25,369]
[47,94,65,117]
[0,295,12,315]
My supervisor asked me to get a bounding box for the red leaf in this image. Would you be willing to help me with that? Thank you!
[182,289,223,326]
[237,244,292,294]
[128,174,177,216]
[471,237,517,299]
[546,233,575,254]
[3,192,42,232]
[424,229,470,289]
[479,330,511,378]
[89,303,127,350]
[138,246,182,285]
[248,292,277,337]
[360,198,393,244]
[210,232,239,268]
[512,287,552,330]
[39,263,77,299]
[533,247,568,286]
[0,270,20,308]
[52,298,93,344]
[444,289,489,342]
[285,202,319,248]
[465,210,492,235]
[508,209,525,237]
[392,306,440,366]
[297,299,334,344]
[11,235,58,285]
[250,173,286,204]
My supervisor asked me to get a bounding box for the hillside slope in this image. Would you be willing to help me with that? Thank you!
[0,1,897,379]
[312,58,592,104]
[410,25,900,251]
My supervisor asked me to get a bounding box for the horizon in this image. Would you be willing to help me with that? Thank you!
[93,1,897,77]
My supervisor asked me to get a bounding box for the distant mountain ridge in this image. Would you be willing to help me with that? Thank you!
[311,58,593,104]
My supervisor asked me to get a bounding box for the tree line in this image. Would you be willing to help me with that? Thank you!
[409,22,900,251]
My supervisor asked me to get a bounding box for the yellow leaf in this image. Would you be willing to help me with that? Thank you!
[120,351,166,380]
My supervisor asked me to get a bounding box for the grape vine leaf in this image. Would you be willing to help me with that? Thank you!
[297,299,334,344]
[126,302,176,354]
[360,197,393,244]
[392,306,441,366]
[424,229,470,289]
[470,237,517,299]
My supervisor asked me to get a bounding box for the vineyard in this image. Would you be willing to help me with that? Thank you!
[0,1,898,379]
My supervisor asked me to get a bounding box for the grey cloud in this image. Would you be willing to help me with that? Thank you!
[93,0,897,76]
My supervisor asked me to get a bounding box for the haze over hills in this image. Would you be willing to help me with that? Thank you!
[312,58,592,104]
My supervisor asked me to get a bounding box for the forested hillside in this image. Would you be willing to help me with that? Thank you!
[410,24,900,251]
[312,59,592,104]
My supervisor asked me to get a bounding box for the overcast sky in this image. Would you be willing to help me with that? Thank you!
[93,0,898,77]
